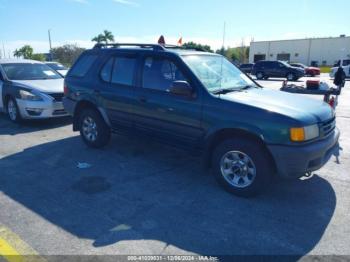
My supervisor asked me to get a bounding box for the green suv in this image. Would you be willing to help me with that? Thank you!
[63,43,340,197]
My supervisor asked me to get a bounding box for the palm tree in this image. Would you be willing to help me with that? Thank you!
[91,34,105,44]
[91,30,115,45]
[102,30,114,44]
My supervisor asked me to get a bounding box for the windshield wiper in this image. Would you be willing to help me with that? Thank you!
[241,85,258,90]
[212,88,241,95]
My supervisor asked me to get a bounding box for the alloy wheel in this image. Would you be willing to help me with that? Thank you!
[220,151,257,188]
[82,116,98,142]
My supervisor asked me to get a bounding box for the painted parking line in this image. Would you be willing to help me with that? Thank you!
[0,226,46,262]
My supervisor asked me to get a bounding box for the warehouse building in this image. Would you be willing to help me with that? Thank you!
[249,35,350,66]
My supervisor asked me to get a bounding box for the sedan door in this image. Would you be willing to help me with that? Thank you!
[133,55,204,147]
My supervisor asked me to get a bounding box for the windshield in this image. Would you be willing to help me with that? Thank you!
[1,63,62,80]
[280,61,291,67]
[47,63,68,71]
[182,55,257,93]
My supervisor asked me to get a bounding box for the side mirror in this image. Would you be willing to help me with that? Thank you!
[169,81,193,97]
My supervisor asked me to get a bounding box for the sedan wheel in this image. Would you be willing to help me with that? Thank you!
[287,73,295,81]
[7,98,21,122]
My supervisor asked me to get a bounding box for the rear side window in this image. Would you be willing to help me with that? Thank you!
[111,57,136,86]
[100,58,114,82]
[69,54,98,77]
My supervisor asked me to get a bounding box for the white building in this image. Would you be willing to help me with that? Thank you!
[249,35,350,66]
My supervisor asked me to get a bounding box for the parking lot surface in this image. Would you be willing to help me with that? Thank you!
[0,76,349,259]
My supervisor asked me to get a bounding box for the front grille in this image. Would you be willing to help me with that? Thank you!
[321,117,336,137]
[49,93,64,102]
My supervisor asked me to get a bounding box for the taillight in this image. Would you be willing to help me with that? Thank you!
[64,83,69,96]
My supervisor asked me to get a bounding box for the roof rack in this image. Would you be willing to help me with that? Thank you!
[163,44,206,52]
[93,43,207,52]
[93,43,165,51]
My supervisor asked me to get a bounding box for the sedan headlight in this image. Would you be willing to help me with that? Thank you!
[290,124,320,142]
[19,90,43,101]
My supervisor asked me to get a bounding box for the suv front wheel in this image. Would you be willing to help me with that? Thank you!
[79,108,111,148]
[256,72,265,80]
[212,138,273,197]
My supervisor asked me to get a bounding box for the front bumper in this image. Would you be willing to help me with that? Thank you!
[268,128,340,178]
[16,99,69,119]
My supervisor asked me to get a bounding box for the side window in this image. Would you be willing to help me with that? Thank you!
[69,54,98,77]
[100,58,114,82]
[142,57,186,92]
[111,57,136,86]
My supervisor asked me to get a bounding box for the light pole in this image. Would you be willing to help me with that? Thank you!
[48,29,53,61]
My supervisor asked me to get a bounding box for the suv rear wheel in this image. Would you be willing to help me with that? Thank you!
[212,138,273,197]
[286,72,296,81]
[256,72,264,80]
[79,108,111,148]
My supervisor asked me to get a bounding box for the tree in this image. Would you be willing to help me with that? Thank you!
[13,45,34,59]
[31,53,46,62]
[91,34,105,44]
[92,30,115,44]
[182,42,213,53]
[51,44,85,67]
[216,46,250,64]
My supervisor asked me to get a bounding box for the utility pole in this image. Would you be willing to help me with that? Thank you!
[221,22,226,55]
[2,43,5,59]
[48,29,53,61]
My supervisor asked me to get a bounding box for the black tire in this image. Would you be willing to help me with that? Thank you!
[256,72,264,80]
[6,97,22,123]
[263,76,269,80]
[79,108,111,148]
[212,138,273,197]
[286,72,296,81]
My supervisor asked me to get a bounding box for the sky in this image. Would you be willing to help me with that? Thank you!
[0,0,349,57]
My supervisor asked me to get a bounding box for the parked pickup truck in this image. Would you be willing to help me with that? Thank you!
[63,43,340,197]
[330,59,350,79]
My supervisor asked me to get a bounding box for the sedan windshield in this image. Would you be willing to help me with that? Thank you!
[182,55,257,93]
[47,63,68,71]
[1,63,62,80]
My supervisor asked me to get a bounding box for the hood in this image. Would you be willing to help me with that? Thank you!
[218,88,334,124]
[307,67,320,71]
[12,79,64,93]
[57,70,68,77]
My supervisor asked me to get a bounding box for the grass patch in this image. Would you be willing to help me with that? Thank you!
[320,66,331,73]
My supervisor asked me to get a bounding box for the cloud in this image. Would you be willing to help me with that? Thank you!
[112,0,139,7]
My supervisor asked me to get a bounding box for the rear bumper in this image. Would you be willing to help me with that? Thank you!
[62,97,76,116]
[268,128,340,178]
[16,99,69,119]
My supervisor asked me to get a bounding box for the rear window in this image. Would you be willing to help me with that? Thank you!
[69,54,98,77]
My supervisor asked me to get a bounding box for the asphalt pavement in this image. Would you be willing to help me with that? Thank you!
[0,75,349,260]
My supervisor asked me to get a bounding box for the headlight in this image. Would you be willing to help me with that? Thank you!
[290,124,320,142]
[19,90,43,101]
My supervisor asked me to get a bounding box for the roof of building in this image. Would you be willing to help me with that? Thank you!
[251,35,350,44]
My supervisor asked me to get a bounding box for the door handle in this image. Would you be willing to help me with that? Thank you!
[139,96,147,103]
